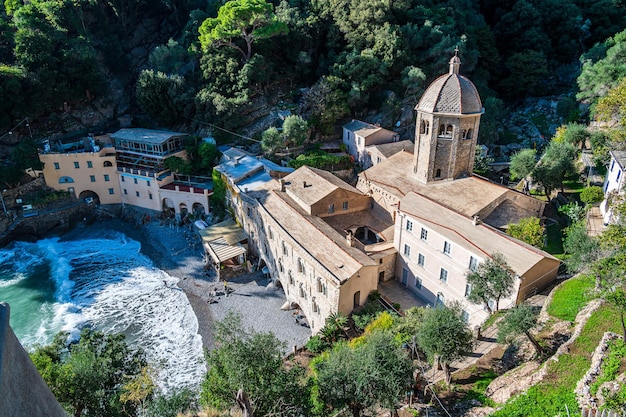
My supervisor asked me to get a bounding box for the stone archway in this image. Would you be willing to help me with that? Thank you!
[192,202,205,216]
[78,190,100,204]
[179,203,188,217]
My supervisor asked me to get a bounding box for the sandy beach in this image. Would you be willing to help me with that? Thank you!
[71,217,311,352]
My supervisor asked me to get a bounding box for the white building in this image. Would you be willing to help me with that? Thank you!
[601,150,626,224]
[342,120,399,167]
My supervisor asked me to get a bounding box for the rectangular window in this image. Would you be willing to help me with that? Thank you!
[443,241,451,256]
[54,162,60,170]
[147,180,151,187]
[414,276,422,289]
[462,310,469,323]
[133,178,138,184]
[87,161,93,168]
[328,203,335,213]
[403,244,411,257]
[104,174,110,182]
[342,201,348,210]
[406,220,413,231]
[465,284,472,297]
[469,256,478,271]
[74,162,80,169]
[439,268,448,283]
[420,228,428,241]
[149,193,153,200]
[136,191,140,197]
[123,189,128,195]
[401,268,409,284]
[418,253,425,267]
[89,175,96,182]
[108,188,114,195]
[611,161,615,172]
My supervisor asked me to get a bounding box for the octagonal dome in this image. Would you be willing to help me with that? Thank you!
[415,54,482,115]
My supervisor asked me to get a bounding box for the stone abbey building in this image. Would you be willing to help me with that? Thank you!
[219,52,560,333]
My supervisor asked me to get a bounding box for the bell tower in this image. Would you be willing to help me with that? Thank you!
[412,49,484,183]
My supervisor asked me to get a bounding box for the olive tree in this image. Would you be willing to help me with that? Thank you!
[498,303,544,357]
[466,253,516,314]
[314,331,412,417]
[416,302,473,385]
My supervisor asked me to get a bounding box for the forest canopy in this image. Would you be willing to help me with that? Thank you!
[0,0,625,132]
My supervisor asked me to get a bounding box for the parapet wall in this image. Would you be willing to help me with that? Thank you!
[0,303,67,417]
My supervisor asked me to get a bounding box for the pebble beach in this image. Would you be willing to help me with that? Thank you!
[86,217,311,352]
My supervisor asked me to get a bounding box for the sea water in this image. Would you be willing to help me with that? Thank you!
[0,230,206,393]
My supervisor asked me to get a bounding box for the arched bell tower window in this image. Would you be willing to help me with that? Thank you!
[438,124,453,138]
[420,120,430,135]
[462,128,473,140]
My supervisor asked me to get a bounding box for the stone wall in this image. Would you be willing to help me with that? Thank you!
[0,303,67,417]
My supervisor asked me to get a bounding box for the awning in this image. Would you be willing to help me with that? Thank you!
[199,219,247,245]
[204,238,246,264]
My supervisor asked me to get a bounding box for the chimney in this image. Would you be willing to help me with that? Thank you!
[472,215,480,225]
[279,179,285,192]
[346,231,355,247]
[303,181,307,188]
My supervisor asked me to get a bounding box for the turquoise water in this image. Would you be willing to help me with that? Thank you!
[0,231,206,392]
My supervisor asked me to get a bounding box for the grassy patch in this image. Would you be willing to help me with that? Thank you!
[544,223,564,256]
[547,275,595,321]
[461,370,497,406]
[529,189,549,202]
[492,305,621,417]
[563,179,585,194]
[482,310,505,330]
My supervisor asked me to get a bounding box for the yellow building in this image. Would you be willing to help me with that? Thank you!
[39,134,121,204]
[40,129,212,217]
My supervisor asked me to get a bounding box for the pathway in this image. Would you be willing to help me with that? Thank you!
[379,278,551,386]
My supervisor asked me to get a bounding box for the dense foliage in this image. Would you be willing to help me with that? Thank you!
[1,0,625,133]
[30,329,149,417]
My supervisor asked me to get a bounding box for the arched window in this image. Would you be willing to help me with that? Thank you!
[288,271,294,285]
[462,128,473,140]
[282,241,288,256]
[438,124,446,136]
[103,161,113,167]
[435,169,441,178]
[268,226,273,240]
[278,259,284,273]
[297,258,305,275]
[317,278,323,293]
[420,120,430,135]
[445,124,453,136]
[59,176,74,184]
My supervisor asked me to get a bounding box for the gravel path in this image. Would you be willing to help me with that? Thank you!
[80,217,311,352]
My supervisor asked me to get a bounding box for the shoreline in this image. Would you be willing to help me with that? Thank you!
[62,216,311,352]
[63,217,218,350]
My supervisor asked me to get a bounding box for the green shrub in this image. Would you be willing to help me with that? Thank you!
[305,335,330,354]
[580,186,605,205]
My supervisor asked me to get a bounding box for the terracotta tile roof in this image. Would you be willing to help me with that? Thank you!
[399,192,558,276]
[366,140,414,158]
[250,188,377,282]
[284,166,363,208]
